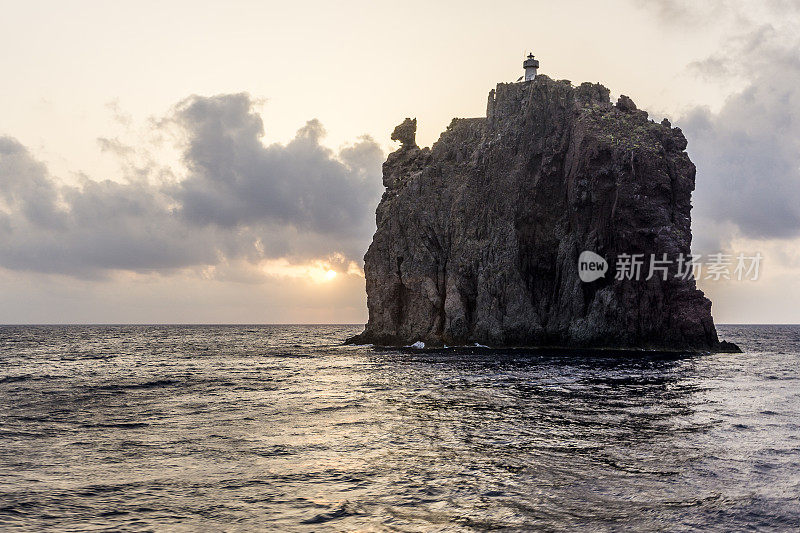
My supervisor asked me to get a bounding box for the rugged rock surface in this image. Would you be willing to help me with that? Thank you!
[349,76,737,352]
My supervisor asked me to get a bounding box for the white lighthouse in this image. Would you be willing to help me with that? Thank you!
[523,53,539,81]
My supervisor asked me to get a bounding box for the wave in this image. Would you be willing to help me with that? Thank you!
[93,379,178,391]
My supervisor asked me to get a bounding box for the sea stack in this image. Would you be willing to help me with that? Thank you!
[349,74,737,352]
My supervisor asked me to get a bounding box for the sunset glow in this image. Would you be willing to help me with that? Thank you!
[260,258,352,284]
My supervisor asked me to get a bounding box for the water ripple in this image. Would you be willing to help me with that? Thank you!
[0,324,798,531]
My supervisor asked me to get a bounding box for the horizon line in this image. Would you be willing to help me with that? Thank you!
[0,323,797,327]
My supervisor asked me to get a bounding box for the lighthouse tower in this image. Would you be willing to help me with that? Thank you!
[523,53,539,81]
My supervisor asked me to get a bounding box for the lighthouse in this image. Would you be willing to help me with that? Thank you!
[523,53,539,81]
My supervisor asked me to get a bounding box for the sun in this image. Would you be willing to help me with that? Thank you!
[305,265,338,284]
[260,258,352,284]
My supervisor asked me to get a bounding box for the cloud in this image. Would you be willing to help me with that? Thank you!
[634,0,800,28]
[0,93,384,279]
[171,94,382,239]
[629,0,800,250]
[632,0,733,26]
[0,137,66,230]
[680,25,800,248]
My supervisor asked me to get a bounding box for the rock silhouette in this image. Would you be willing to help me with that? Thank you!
[349,76,738,352]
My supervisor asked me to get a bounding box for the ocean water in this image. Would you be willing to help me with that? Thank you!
[0,325,798,532]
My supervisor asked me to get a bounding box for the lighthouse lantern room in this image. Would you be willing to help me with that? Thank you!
[523,53,539,81]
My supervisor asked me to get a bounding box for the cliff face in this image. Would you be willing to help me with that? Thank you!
[351,76,731,351]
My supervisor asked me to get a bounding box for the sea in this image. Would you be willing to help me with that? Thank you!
[0,324,798,531]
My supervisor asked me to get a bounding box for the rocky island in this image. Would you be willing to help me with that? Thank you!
[349,74,738,352]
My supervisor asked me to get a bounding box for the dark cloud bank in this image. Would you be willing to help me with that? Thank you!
[0,93,384,279]
[685,28,800,246]
[637,0,800,250]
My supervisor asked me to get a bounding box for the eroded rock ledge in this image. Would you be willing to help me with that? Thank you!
[349,76,739,352]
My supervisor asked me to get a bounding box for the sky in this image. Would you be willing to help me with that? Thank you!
[0,0,799,324]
